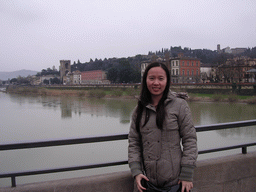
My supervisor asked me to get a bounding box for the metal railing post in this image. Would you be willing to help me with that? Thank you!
[242,146,247,154]
[11,176,16,187]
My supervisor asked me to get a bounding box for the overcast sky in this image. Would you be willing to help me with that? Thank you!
[1,0,256,72]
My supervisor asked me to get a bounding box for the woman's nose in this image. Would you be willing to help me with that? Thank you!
[153,79,159,84]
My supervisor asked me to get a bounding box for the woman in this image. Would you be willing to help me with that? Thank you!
[128,62,197,192]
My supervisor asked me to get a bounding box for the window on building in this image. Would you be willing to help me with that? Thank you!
[182,61,184,66]
[187,61,189,66]
[176,61,178,66]
[192,62,194,66]
[172,69,175,75]
[176,69,179,75]
[196,70,199,75]
[172,61,174,66]
[196,62,198,66]
[192,70,194,76]
[182,70,185,75]
[187,70,189,76]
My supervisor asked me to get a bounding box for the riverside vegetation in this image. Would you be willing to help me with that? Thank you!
[5,85,256,104]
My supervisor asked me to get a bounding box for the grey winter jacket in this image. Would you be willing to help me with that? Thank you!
[128,91,197,189]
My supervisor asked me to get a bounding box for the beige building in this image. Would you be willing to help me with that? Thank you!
[72,70,81,84]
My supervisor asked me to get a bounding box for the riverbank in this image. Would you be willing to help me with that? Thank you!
[5,85,256,104]
[187,93,256,104]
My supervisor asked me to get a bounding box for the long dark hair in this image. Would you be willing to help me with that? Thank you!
[135,62,170,132]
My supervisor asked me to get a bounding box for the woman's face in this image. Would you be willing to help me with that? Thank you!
[146,66,167,98]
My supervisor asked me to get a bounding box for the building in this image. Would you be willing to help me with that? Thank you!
[81,70,110,84]
[217,44,221,53]
[40,74,59,85]
[200,63,217,83]
[72,70,81,84]
[223,47,232,54]
[217,57,256,83]
[140,57,165,80]
[59,60,71,83]
[141,61,150,78]
[217,44,247,55]
[169,53,201,83]
[140,54,201,83]
[231,48,247,55]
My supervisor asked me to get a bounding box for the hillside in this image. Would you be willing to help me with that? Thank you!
[0,70,38,80]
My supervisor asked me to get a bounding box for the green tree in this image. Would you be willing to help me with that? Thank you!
[107,67,118,83]
[117,58,140,83]
[43,79,49,84]
[51,77,61,84]
[10,78,18,84]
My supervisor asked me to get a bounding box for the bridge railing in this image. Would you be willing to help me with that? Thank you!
[1,120,256,187]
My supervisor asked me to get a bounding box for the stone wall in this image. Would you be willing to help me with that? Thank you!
[1,152,255,192]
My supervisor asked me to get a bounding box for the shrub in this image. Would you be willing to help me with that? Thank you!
[187,94,197,102]
[88,90,106,98]
[247,97,256,104]
[227,94,238,102]
[17,87,34,94]
[253,84,256,93]
[125,88,139,97]
[77,91,86,97]
[111,89,123,97]
[212,94,223,102]
[39,88,47,96]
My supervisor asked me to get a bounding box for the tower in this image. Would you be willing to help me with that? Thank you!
[59,60,71,82]
[217,44,221,53]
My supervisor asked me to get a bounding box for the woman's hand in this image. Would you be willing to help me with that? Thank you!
[135,174,149,192]
[178,180,193,192]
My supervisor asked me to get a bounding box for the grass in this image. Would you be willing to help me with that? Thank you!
[189,93,252,100]
[188,93,256,104]
[87,90,106,98]
[6,85,256,104]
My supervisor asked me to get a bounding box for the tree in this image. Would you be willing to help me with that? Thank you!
[10,78,18,84]
[43,79,49,84]
[118,67,133,83]
[51,77,61,84]
[117,58,141,83]
[107,67,118,83]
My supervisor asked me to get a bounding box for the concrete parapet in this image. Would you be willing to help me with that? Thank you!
[0,152,256,192]
[0,171,134,192]
[193,151,256,192]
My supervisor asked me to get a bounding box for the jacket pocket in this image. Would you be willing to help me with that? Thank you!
[169,147,182,179]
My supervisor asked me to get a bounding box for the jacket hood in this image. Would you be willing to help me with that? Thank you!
[165,90,189,104]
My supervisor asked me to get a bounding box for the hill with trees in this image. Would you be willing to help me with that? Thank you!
[68,46,256,83]
[11,46,254,84]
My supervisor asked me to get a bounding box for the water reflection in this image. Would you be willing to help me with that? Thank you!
[61,99,72,118]
[189,102,256,123]
[217,127,256,138]
[4,93,256,138]
[188,102,256,138]
[7,94,137,123]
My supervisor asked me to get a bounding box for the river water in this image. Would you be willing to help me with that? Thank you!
[0,92,256,187]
